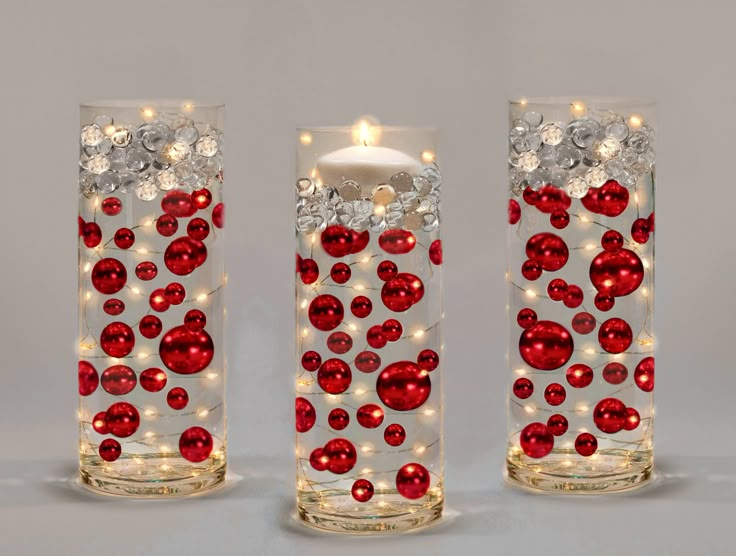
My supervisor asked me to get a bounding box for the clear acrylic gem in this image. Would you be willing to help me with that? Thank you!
[135,123,152,142]
[518,151,539,172]
[423,166,442,189]
[81,125,104,147]
[596,137,622,160]
[585,167,607,188]
[605,121,629,142]
[621,148,638,166]
[634,150,655,173]
[118,171,137,193]
[79,171,97,197]
[126,148,152,172]
[389,172,413,193]
[540,123,564,146]
[527,168,548,191]
[296,178,316,198]
[618,168,638,188]
[422,212,439,232]
[338,180,361,201]
[412,176,432,195]
[605,159,624,178]
[627,131,649,153]
[569,119,600,149]
[522,111,543,128]
[547,169,567,188]
[508,151,521,168]
[509,119,530,142]
[372,184,396,205]
[565,176,589,199]
[196,135,219,157]
[135,176,158,201]
[368,213,387,233]
[403,212,423,231]
[93,115,113,129]
[142,124,170,152]
[87,154,110,174]
[175,126,199,145]
[349,214,370,232]
[97,138,113,155]
[96,170,120,194]
[555,144,582,169]
[525,132,542,152]
[398,191,420,212]
[157,170,179,191]
[538,145,557,168]
[174,161,194,180]
[386,210,404,229]
[108,149,127,171]
[509,168,526,194]
[110,128,132,148]
[335,201,354,225]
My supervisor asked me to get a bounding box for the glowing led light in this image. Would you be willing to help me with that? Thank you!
[579,214,590,223]
[104,124,116,136]
[348,323,358,331]
[83,262,92,273]
[413,329,425,339]
[354,284,365,291]
[144,408,156,417]
[414,445,426,455]
[182,102,194,113]
[361,467,373,475]
[144,431,155,438]
[584,243,597,251]
[421,150,436,163]
[311,233,318,245]
[131,287,141,295]
[137,352,149,359]
[84,291,92,300]
[514,368,527,375]
[526,289,537,299]
[301,327,309,338]
[206,372,218,380]
[519,98,528,106]
[94,197,100,208]
[524,403,537,415]
[584,348,596,355]
[353,388,367,396]
[197,409,209,418]
[299,132,313,146]
[361,443,374,454]
[628,114,643,129]
[571,101,586,118]
[361,256,371,264]
[160,464,171,471]
[300,299,308,309]
[641,288,649,297]
[634,192,640,204]
[137,248,148,255]
[424,408,436,416]
[141,107,156,121]
[134,457,144,465]
[576,403,590,415]
[196,293,208,302]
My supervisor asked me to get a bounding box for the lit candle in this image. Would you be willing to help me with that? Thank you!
[316,119,422,193]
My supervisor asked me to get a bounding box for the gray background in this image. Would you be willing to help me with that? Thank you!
[0,0,734,554]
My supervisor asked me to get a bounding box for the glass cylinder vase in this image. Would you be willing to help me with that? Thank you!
[295,122,444,532]
[506,98,655,493]
[78,100,226,497]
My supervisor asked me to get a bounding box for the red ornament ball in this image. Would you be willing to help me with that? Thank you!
[544,383,567,406]
[429,239,443,265]
[135,261,158,281]
[566,364,593,388]
[184,309,207,332]
[550,210,570,229]
[328,408,350,430]
[156,214,178,237]
[350,296,372,318]
[327,331,353,354]
[355,351,381,373]
[526,232,569,272]
[164,237,207,276]
[100,322,135,357]
[149,288,170,312]
[508,199,521,225]
[139,315,163,339]
[298,258,318,284]
[308,294,344,331]
[519,422,554,458]
[379,229,417,255]
[598,318,633,354]
[357,404,385,428]
[159,325,214,374]
[523,186,539,206]
[547,414,568,436]
[179,426,213,462]
[384,423,406,446]
[535,184,571,213]
[330,262,351,284]
[634,357,655,392]
[519,320,574,370]
[648,212,655,232]
[417,349,440,371]
[582,180,629,217]
[91,258,127,294]
[103,298,125,316]
[631,218,650,244]
[321,225,354,258]
[377,260,398,281]
[521,259,543,281]
[571,312,596,335]
[350,230,370,254]
[381,278,415,312]
[594,292,615,311]
[167,387,190,410]
[517,308,537,329]
[212,203,225,228]
[187,217,210,241]
[114,227,135,249]
[99,438,122,462]
[309,448,329,471]
[590,249,644,297]
[101,197,122,216]
[547,278,568,301]
[101,365,137,395]
[376,361,431,411]
[366,325,387,349]
[396,272,424,303]
[513,377,534,399]
[301,350,322,372]
[191,188,212,209]
[140,368,167,392]
[382,319,403,341]
[92,411,109,434]
[82,222,102,248]
[317,358,352,394]
[593,397,627,433]
[162,190,196,218]
[624,407,641,431]
[78,361,99,396]
[396,463,430,499]
[563,285,584,308]
[324,438,357,474]
[295,397,316,433]
[165,282,186,305]
[601,230,624,252]
[105,402,140,438]
[352,479,374,502]
[575,433,598,457]
[602,362,628,385]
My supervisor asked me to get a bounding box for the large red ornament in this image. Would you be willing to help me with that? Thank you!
[149,288,170,312]
[563,285,584,308]
[295,397,316,432]
[140,368,167,392]
[187,218,210,241]
[521,259,543,281]
[598,318,633,353]
[417,349,440,371]
[602,362,628,385]
[624,407,641,430]
[78,361,99,396]
[100,322,135,357]
[575,433,598,456]
[544,383,566,406]
[321,225,354,257]
[523,186,539,206]
[139,315,163,339]
[357,404,384,428]
[103,298,125,316]
[519,320,574,370]
[317,358,352,394]
[309,448,329,471]
[352,479,374,502]
[571,312,596,335]
[382,319,403,342]
[381,278,414,312]
[327,331,353,354]
[379,229,417,255]
[164,282,186,305]
[135,261,158,281]
[179,426,213,462]
[212,203,225,228]
[101,197,122,216]
[547,278,568,301]
[159,325,214,374]
[429,239,443,265]
[601,230,624,252]
[508,199,521,224]
[396,463,430,499]
[547,413,568,436]
[330,262,351,284]
[517,308,538,330]
[634,357,655,392]
[376,361,431,411]
[535,184,571,213]
[350,230,370,254]
[582,180,629,217]
[191,188,212,209]
[324,438,357,474]
[519,422,554,458]
[308,294,344,331]
[162,190,196,218]
[631,218,650,244]
[513,377,533,399]
[113,228,135,249]
[328,408,350,430]
[301,350,321,372]
[105,402,140,438]
[156,214,178,237]
[82,222,102,248]
[590,249,644,297]
[164,237,207,276]
[593,398,627,433]
[384,423,406,446]
[377,260,398,281]
[566,364,593,388]
[91,258,127,294]
[184,309,207,332]
[355,351,381,373]
[526,233,569,272]
[99,439,122,462]
[101,365,137,395]
[167,387,189,410]
[366,325,387,349]
[350,296,372,318]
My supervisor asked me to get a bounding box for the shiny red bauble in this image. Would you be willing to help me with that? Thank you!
[355,351,381,373]
[103,298,125,316]
[547,414,568,436]
[327,331,353,354]
[139,368,167,392]
[321,225,354,257]
[601,230,624,252]
[295,397,316,432]
[575,432,598,456]
[139,315,163,339]
[379,229,416,255]
[162,190,196,218]
[323,438,357,474]
[521,259,543,281]
[366,325,387,349]
[164,237,207,276]
[187,217,210,241]
[149,288,170,312]
[184,309,207,332]
[634,357,655,392]
[92,412,109,434]
[114,227,135,249]
[508,199,521,224]
[384,423,406,446]
[563,285,584,308]
[357,404,384,428]
[101,365,137,395]
[377,260,398,281]
[159,325,214,374]
[594,292,615,311]
[328,408,349,430]
[299,258,319,284]
[179,426,213,462]
[100,322,135,357]
[571,312,596,335]
[417,349,440,371]
[381,278,415,312]
[309,448,329,471]
[382,319,403,341]
[566,363,593,388]
[519,422,554,458]
[330,262,351,284]
[593,397,627,433]
[350,296,372,318]
[105,402,140,438]
[624,407,641,431]
[317,358,352,394]
[429,239,443,265]
[535,184,571,213]
[598,318,633,353]
[631,218,650,244]
[602,362,628,385]
[167,387,190,410]
[582,180,629,217]
[78,361,99,396]
[352,479,374,502]
[135,261,158,281]
[519,320,574,370]
[513,377,534,399]
[526,233,569,272]
[550,209,570,229]
[212,203,225,228]
[301,350,322,372]
[101,196,122,216]
[396,463,430,499]
[547,278,568,301]
[544,383,566,406]
[99,439,122,462]
[165,282,186,305]
[308,294,344,331]
[82,222,102,248]
[91,258,127,294]
[376,361,431,411]
[590,249,644,297]
[191,188,212,209]
[156,214,178,237]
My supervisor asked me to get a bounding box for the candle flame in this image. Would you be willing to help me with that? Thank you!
[352,116,381,146]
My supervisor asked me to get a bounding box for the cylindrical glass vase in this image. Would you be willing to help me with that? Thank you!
[506,98,655,493]
[295,122,444,532]
[78,100,226,497]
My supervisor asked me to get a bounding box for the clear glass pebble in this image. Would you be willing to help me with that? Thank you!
[585,167,607,188]
[79,171,97,197]
[336,180,360,201]
[296,178,316,198]
[143,124,171,152]
[635,150,655,172]
[164,141,191,163]
[126,148,152,172]
[597,137,622,160]
[538,145,557,168]
[621,148,638,166]
[565,176,589,199]
[509,169,526,194]
[389,172,414,193]
[412,176,432,196]
[93,115,113,130]
[522,111,543,128]
[618,168,638,188]
[547,169,567,188]
[87,154,110,175]
[540,123,564,146]
[135,123,152,142]
[509,119,530,142]
[398,191,420,212]
[349,214,370,232]
[372,184,396,205]
[174,161,194,180]
[158,170,179,191]
[97,138,113,155]
[423,167,442,189]
[175,126,199,145]
[110,127,132,148]
[107,149,127,171]
[386,210,404,229]
[605,159,624,178]
[404,211,423,231]
[554,144,582,169]
[196,135,219,157]
[527,168,548,191]
[570,119,600,149]
[96,170,120,194]
[525,132,542,152]
[605,121,629,142]
[135,176,158,201]
[118,172,137,193]
[627,131,650,153]
[508,151,521,168]
[518,151,540,172]
[335,201,354,225]
[81,125,104,147]
[368,213,387,233]
[422,212,439,232]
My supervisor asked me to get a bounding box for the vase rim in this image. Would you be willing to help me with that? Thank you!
[509,96,655,107]
[80,99,224,110]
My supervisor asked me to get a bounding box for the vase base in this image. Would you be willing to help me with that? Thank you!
[506,448,653,494]
[297,489,443,534]
[79,455,226,498]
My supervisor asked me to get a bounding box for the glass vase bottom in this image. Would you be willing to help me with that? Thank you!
[506,447,653,494]
[297,488,444,534]
[79,453,227,498]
